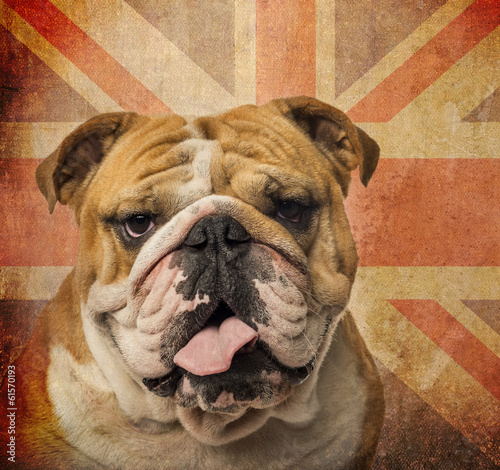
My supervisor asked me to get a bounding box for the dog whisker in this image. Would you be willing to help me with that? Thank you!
[306,307,330,326]
[300,331,319,356]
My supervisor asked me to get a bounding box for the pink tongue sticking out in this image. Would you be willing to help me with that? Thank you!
[173,317,258,376]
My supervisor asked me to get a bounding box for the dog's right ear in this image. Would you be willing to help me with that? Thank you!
[267,96,379,196]
[36,112,139,214]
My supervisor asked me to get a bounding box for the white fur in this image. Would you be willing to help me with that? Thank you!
[175,138,219,202]
[49,313,371,469]
[81,311,178,424]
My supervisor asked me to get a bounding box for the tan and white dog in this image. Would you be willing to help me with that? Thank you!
[3,97,384,469]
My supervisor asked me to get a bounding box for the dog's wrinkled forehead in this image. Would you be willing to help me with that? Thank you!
[37,97,378,221]
[89,134,222,221]
[85,113,324,224]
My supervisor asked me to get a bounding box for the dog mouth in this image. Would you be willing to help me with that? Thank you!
[142,301,314,398]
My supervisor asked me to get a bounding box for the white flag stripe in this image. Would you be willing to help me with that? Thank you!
[235,0,257,105]
[351,267,500,357]
[0,123,84,159]
[315,0,337,103]
[0,267,72,300]
[359,119,500,158]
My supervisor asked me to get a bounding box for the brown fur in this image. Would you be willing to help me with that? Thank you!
[2,97,384,469]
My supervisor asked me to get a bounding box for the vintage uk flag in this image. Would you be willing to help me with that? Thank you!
[0,0,499,467]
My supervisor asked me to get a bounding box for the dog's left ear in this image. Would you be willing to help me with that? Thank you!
[36,112,139,214]
[270,96,379,193]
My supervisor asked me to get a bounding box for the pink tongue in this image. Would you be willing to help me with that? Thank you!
[173,317,258,376]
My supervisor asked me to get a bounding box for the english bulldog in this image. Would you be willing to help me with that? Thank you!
[3,97,384,469]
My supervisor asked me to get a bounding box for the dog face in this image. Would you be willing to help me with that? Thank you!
[37,97,378,438]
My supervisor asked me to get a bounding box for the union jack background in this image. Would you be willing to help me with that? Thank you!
[0,0,499,467]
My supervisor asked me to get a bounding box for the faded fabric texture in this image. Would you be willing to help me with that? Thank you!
[0,0,499,468]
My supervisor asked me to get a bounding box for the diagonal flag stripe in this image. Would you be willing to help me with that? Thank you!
[463,300,500,335]
[351,24,500,161]
[347,0,500,122]
[352,267,500,359]
[389,299,500,402]
[3,0,172,114]
[332,0,477,112]
[0,3,121,114]
[50,0,237,116]
[396,27,500,122]
[351,268,500,464]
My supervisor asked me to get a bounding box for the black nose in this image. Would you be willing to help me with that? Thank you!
[184,216,251,253]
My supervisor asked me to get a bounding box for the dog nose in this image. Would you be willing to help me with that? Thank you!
[184,216,251,252]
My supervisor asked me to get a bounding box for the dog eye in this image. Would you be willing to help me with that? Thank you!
[277,201,304,223]
[124,215,155,238]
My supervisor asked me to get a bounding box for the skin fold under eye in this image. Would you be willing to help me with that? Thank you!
[125,215,155,238]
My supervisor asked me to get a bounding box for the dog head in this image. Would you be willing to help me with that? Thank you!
[37,97,378,443]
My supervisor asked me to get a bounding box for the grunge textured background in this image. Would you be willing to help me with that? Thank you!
[1,0,499,467]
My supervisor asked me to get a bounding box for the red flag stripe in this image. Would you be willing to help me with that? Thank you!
[2,158,499,267]
[0,159,78,267]
[3,0,172,115]
[389,299,500,401]
[347,0,500,122]
[346,158,500,267]
[256,0,316,104]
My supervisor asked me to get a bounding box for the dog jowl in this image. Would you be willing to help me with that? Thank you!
[7,97,384,469]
